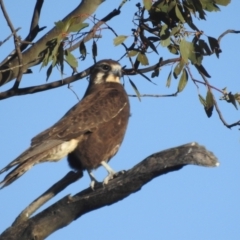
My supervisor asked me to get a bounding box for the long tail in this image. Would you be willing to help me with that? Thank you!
[0,152,49,189]
[0,140,63,189]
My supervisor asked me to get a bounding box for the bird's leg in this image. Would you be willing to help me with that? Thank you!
[87,170,98,190]
[101,161,116,185]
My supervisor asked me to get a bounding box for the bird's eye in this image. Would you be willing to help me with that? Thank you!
[101,64,110,71]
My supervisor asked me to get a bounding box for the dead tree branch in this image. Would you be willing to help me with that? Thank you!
[0,142,218,240]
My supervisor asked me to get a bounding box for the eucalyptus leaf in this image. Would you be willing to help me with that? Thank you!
[113,35,128,46]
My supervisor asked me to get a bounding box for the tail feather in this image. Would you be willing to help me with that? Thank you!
[0,139,76,188]
[0,162,34,188]
[0,140,62,175]
[0,151,49,189]
[0,148,31,174]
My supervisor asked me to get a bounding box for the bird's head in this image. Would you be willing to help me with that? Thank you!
[89,59,122,85]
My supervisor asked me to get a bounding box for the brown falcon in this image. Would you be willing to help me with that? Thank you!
[0,59,130,189]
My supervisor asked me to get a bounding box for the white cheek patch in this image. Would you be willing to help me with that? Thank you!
[106,74,120,83]
[95,72,105,84]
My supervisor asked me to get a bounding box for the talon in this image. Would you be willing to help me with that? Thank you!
[103,172,115,186]
[101,161,116,186]
[87,170,98,190]
[90,179,96,190]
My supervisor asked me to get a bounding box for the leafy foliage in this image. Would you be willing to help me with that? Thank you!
[40,18,88,79]
[0,0,239,129]
[113,0,240,122]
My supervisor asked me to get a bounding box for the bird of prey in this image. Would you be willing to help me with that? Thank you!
[0,59,130,189]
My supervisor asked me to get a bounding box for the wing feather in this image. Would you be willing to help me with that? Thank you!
[32,86,128,145]
[0,140,63,174]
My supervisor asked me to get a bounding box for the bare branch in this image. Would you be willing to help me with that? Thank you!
[0,142,218,240]
[12,171,82,226]
[0,67,90,100]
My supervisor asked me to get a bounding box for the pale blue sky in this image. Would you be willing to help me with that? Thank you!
[1,1,240,240]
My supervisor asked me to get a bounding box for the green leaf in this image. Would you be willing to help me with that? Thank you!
[166,70,172,88]
[79,41,86,60]
[175,5,185,23]
[160,24,170,40]
[198,94,206,107]
[151,68,160,78]
[177,69,188,92]
[160,37,171,47]
[204,105,214,118]
[137,53,149,66]
[180,39,203,65]
[194,64,211,78]
[46,65,53,81]
[179,39,191,63]
[40,48,50,70]
[92,40,97,58]
[214,0,231,6]
[204,91,214,117]
[167,44,179,55]
[206,90,214,109]
[171,27,180,36]
[127,50,138,57]
[234,93,240,106]
[65,50,78,68]
[55,20,72,33]
[198,39,211,55]
[58,42,64,74]
[201,1,220,11]
[147,39,158,54]
[129,79,141,101]
[173,60,184,79]
[148,36,160,42]
[113,35,128,46]
[68,22,89,33]
[54,21,65,31]
[208,36,221,58]
[143,0,152,10]
[228,92,238,110]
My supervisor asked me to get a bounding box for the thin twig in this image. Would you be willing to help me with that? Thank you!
[67,8,121,53]
[0,0,23,89]
[186,65,223,94]
[128,93,177,98]
[218,29,240,44]
[199,72,239,129]
[0,27,21,47]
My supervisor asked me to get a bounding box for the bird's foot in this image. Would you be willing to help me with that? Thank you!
[87,170,100,190]
[102,170,126,186]
[90,179,100,190]
[103,172,115,186]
